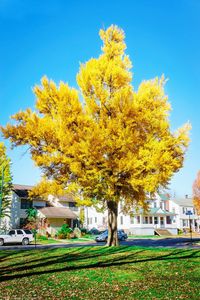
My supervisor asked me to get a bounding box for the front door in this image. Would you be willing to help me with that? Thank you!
[160,217,164,228]
[16,229,24,243]
[7,230,18,243]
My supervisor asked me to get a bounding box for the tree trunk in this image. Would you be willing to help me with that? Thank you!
[106,200,119,246]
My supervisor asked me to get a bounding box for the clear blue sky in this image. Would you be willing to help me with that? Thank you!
[0,0,199,197]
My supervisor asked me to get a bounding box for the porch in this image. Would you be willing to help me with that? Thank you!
[38,207,78,236]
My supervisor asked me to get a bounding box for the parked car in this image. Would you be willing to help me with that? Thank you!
[95,229,128,242]
[0,229,34,246]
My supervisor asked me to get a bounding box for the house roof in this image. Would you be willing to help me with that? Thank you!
[171,197,194,207]
[38,207,77,219]
[58,194,76,203]
[13,184,34,198]
[132,207,175,216]
[149,208,175,215]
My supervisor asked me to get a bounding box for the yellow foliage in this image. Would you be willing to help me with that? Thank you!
[1,25,190,210]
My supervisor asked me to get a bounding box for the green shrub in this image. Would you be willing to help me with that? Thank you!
[178,229,183,235]
[80,228,88,234]
[57,224,73,239]
[37,234,48,240]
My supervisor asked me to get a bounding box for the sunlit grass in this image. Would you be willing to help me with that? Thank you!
[0,246,199,299]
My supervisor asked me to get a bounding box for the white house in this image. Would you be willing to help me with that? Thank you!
[169,196,199,231]
[1,184,79,235]
[84,194,200,235]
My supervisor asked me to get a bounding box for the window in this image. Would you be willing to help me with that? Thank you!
[166,216,172,224]
[9,230,15,235]
[154,202,157,208]
[143,216,148,224]
[21,199,32,209]
[69,202,78,211]
[17,230,23,235]
[130,216,134,224]
[154,217,158,224]
[95,217,97,223]
[102,217,106,224]
[136,216,140,224]
[20,218,26,228]
[24,229,32,234]
[182,207,185,214]
[149,217,153,224]
[120,216,123,225]
[182,220,188,227]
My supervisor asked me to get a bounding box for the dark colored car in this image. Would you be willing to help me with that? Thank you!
[95,229,128,242]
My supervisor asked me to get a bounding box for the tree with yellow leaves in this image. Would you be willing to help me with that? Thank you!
[2,25,190,246]
[0,142,12,225]
[193,171,200,215]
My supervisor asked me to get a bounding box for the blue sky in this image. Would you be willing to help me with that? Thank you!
[0,0,199,197]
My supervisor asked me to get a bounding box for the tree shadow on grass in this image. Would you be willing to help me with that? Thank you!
[0,245,135,274]
[0,247,199,282]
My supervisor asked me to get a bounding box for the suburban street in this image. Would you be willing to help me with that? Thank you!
[1,237,200,251]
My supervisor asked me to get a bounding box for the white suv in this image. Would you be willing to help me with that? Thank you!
[0,229,34,246]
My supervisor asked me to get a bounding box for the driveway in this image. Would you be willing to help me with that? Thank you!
[0,237,200,251]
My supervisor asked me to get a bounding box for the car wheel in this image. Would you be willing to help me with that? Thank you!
[22,238,29,245]
[0,238,4,246]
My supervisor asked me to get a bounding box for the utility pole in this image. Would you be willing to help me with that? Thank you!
[186,210,193,244]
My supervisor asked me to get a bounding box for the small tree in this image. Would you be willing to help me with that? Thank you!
[2,25,190,246]
[24,207,38,231]
[193,171,200,215]
[0,142,12,223]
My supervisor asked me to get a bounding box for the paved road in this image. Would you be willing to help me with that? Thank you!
[0,237,200,251]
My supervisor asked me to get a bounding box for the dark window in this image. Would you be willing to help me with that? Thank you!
[24,229,32,234]
[21,199,32,209]
[20,218,26,228]
[17,230,23,235]
[154,217,158,224]
[166,216,172,224]
[136,216,140,224]
[69,202,78,211]
[120,216,123,225]
[9,230,15,235]
[149,217,153,224]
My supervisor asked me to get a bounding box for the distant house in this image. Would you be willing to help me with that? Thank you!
[84,194,200,235]
[169,196,199,231]
[2,184,79,235]
[84,193,177,235]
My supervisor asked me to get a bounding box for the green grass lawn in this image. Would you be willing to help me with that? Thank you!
[36,235,96,245]
[0,246,199,300]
